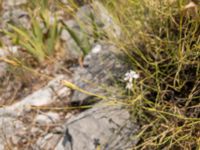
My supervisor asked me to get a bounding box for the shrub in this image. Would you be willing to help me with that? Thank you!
[103,0,200,149]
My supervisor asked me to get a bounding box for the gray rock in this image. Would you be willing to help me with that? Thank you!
[61,1,121,59]
[60,0,68,4]
[0,75,70,117]
[55,102,139,150]
[34,112,60,125]
[61,20,84,59]
[75,1,121,38]
[1,9,29,29]
[0,46,19,78]
[76,4,94,24]
[0,63,7,78]
[0,46,19,57]
[0,117,26,149]
[3,0,27,8]
[0,75,70,148]
[36,133,62,150]
[92,1,121,38]
[71,43,127,104]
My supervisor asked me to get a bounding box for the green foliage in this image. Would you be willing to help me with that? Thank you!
[103,0,200,149]
[4,11,61,62]
[28,0,50,10]
[61,21,91,55]
[1,0,199,148]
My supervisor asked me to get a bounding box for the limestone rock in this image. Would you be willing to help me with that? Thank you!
[55,102,139,150]
[3,0,27,8]
[61,1,121,59]
[0,63,7,78]
[0,46,19,78]
[1,9,29,28]
[0,75,70,117]
[92,1,121,38]
[61,20,85,59]
[0,117,26,150]
[34,112,60,125]
[76,1,121,38]
[36,133,62,150]
[0,75,70,148]
[71,43,128,104]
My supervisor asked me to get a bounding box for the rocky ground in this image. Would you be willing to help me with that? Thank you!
[0,0,139,149]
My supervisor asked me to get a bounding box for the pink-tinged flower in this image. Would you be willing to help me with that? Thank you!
[124,70,139,90]
[124,70,139,82]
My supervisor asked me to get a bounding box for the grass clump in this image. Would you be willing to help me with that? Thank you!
[3,0,62,62]
[103,0,200,149]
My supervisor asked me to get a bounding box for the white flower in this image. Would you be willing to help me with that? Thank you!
[92,44,102,54]
[126,82,133,90]
[132,73,140,79]
[124,70,139,90]
[124,70,139,82]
